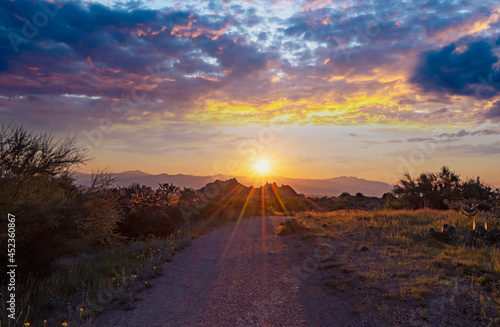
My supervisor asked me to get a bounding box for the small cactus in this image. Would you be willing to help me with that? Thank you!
[461,202,478,218]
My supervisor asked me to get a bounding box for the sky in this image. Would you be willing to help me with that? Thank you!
[1,0,500,186]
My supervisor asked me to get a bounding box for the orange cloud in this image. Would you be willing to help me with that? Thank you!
[170,14,231,40]
[430,9,500,45]
[301,0,334,12]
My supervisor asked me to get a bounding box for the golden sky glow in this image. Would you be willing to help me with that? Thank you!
[1,0,500,186]
[253,158,272,175]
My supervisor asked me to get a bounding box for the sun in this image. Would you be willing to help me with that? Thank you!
[253,158,271,175]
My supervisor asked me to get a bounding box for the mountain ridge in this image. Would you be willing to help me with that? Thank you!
[73,170,392,197]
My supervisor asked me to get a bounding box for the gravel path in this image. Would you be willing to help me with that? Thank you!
[95,216,376,327]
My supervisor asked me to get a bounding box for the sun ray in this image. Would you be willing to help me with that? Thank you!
[270,183,289,215]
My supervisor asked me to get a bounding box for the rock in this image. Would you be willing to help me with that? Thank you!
[486,229,500,244]
[475,225,487,237]
[358,245,369,251]
[437,224,456,239]
[465,230,477,246]
[446,225,456,237]
[487,228,500,237]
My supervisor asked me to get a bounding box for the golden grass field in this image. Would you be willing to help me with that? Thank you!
[280,209,500,326]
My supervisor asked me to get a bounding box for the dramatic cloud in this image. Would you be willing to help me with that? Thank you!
[411,40,500,97]
[1,0,500,127]
[1,0,500,184]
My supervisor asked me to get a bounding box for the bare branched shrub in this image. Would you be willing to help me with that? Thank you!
[89,166,118,192]
[461,202,479,218]
[130,183,180,210]
[0,123,87,181]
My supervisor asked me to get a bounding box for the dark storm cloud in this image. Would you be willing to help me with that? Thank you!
[411,40,500,97]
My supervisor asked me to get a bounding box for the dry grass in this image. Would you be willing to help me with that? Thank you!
[295,209,500,326]
[276,217,309,235]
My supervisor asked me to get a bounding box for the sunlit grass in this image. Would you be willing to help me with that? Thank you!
[296,209,500,325]
[276,217,309,235]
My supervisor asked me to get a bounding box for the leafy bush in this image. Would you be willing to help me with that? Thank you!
[0,124,122,276]
[1,173,82,274]
[77,190,124,245]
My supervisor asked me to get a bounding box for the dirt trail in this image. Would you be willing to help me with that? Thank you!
[95,216,374,327]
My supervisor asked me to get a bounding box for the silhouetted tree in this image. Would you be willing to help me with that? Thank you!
[461,177,493,201]
[0,124,126,275]
[0,123,87,182]
[340,192,351,198]
[392,166,461,209]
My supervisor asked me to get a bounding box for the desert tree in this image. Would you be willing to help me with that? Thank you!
[461,177,493,201]
[0,124,126,273]
[0,123,87,183]
[392,166,461,210]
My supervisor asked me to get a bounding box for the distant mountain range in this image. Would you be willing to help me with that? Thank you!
[72,170,392,197]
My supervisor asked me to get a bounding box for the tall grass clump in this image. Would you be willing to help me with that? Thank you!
[276,217,309,235]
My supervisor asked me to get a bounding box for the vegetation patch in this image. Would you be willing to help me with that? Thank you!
[276,217,309,235]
